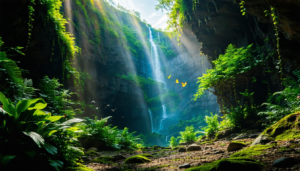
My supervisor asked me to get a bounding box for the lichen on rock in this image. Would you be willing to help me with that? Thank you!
[124,155,151,164]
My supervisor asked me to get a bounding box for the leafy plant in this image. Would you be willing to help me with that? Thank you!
[0,92,84,170]
[78,117,142,150]
[259,77,300,126]
[178,125,200,143]
[194,44,271,100]
[201,113,220,136]
[169,136,178,148]
[39,76,78,117]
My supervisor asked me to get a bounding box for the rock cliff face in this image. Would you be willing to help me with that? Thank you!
[182,0,300,110]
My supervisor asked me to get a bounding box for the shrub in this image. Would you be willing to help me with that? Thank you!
[78,117,141,150]
[0,92,84,170]
[178,125,200,143]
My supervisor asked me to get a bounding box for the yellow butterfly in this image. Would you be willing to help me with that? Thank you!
[168,75,171,79]
[175,79,179,83]
[181,82,187,87]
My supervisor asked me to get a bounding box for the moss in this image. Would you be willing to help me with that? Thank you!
[138,153,153,157]
[275,129,300,141]
[85,150,97,156]
[143,165,169,170]
[90,156,114,164]
[186,157,263,171]
[124,155,151,164]
[231,141,247,146]
[262,112,300,141]
[200,141,214,145]
[66,163,93,171]
[230,144,273,158]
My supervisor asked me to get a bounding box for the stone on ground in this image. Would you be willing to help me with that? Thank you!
[251,135,274,146]
[179,147,187,152]
[87,147,98,152]
[187,144,201,151]
[179,163,191,168]
[227,142,247,152]
[124,155,151,164]
[272,157,296,168]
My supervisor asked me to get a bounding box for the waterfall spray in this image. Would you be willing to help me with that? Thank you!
[147,26,168,133]
[148,109,153,133]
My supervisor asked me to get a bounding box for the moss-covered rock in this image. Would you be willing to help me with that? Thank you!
[186,157,263,171]
[85,150,98,156]
[227,142,247,152]
[231,144,273,158]
[90,156,114,164]
[138,153,154,157]
[262,112,300,141]
[66,163,94,171]
[124,155,151,164]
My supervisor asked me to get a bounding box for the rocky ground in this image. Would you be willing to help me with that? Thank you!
[81,130,300,171]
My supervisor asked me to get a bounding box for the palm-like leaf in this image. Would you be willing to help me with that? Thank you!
[23,131,45,148]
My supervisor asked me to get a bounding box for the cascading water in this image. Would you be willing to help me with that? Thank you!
[147,26,168,133]
[148,109,153,133]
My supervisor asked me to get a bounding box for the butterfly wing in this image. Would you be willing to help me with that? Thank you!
[182,82,187,87]
[168,75,171,79]
[176,79,179,83]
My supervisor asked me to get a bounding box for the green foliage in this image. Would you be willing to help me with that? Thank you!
[258,78,300,125]
[186,157,264,171]
[169,136,178,148]
[194,44,271,100]
[39,76,79,117]
[201,113,220,136]
[78,117,142,150]
[124,155,151,164]
[230,145,273,158]
[0,92,84,170]
[239,1,246,16]
[169,115,205,135]
[178,125,201,143]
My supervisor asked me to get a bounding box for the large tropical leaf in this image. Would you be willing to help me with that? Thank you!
[23,131,45,148]
[45,116,63,122]
[16,98,45,115]
[0,92,16,116]
[60,118,84,126]
[44,143,57,155]
[48,160,63,171]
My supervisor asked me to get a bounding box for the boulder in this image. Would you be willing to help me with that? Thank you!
[251,135,274,146]
[87,147,98,152]
[178,148,187,152]
[272,157,296,168]
[227,142,247,152]
[124,155,151,164]
[233,134,248,140]
[216,129,234,139]
[112,155,126,161]
[187,144,201,152]
[179,163,190,168]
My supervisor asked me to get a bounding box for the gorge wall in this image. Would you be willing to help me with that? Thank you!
[181,0,300,113]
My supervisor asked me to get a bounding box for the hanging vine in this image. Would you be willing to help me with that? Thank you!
[25,0,36,52]
[264,7,282,81]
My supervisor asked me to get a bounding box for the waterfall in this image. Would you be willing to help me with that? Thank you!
[147,26,168,133]
[166,135,171,142]
[148,109,153,133]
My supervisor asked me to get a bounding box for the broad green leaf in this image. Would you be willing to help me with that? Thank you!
[61,118,84,125]
[45,116,63,122]
[0,92,16,116]
[66,126,80,132]
[33,109,47,116]
[44,143,57,155]
[27,99,47,110]
[0,155,16,166]
[16,98,43,114]
[48,160,63,171]
[48,130,58,136]
[23,131,45,148]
